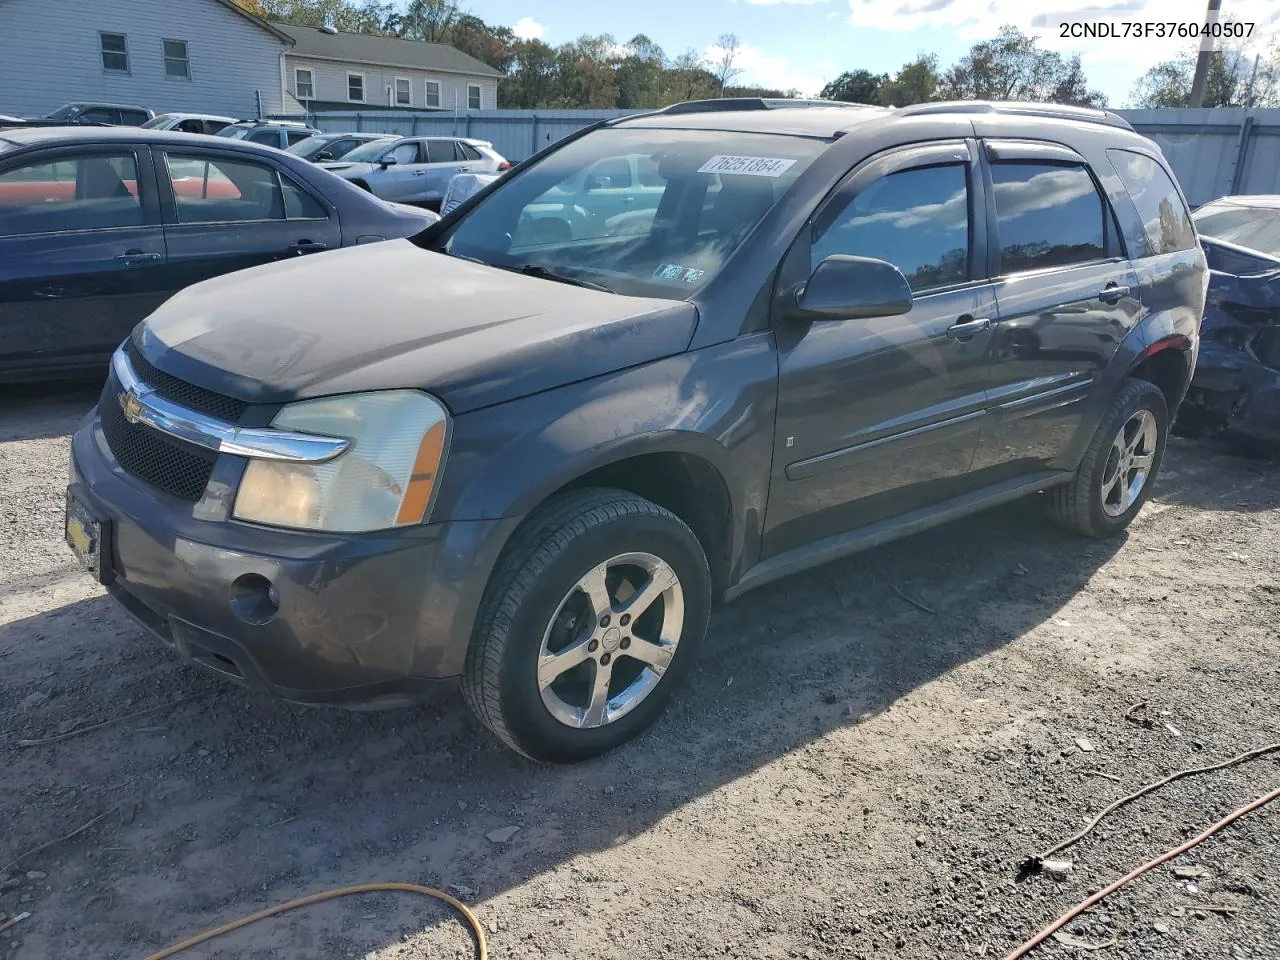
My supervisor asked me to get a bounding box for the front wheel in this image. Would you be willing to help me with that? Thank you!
[463,489,711,762]
[1046,378,1169,537]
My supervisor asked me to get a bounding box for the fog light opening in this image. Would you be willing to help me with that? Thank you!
[230,573,279,625]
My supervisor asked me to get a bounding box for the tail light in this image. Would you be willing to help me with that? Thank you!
[497,160,511,171]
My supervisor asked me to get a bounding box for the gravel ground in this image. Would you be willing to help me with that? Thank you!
[1,381,1278,960]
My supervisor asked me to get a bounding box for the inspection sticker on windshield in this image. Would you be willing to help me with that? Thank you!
[654,264,705,284]
[697,155,797,177]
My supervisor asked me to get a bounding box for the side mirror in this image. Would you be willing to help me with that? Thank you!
[379,155,399,168]
[315,150,335,161]
[583,174,611,192]
[796,255,912,320]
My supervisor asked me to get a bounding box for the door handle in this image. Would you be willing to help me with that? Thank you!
[33,285,67,299]
[289,240,327,255]
[945,316,992,340]
[412,170,427,176]
[458,166,471,172]
[1098,284,1131,303]
[114,250,161,265]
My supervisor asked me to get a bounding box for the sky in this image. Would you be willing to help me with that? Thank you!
[471,0,1280,107]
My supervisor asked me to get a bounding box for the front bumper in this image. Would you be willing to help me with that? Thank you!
[72,409,520,707]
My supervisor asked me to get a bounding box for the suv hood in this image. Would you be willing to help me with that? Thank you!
[318,161,374,176]
[135,242,698,414]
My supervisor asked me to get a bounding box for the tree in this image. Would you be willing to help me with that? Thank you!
[941,25,1106,107]
[615,34,667,109]
[877,54,940,106]
[663,49,717,104]
[499,38,557,108]
[820,69,885,104]
[711,34,744,96]
[1132,35,1280,107]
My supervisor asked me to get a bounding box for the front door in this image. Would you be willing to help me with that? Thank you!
[765,143,997,557]
[157,149,341,289]
[971,147,1142,480]
[375,140,428,202]
[0,145,169,377]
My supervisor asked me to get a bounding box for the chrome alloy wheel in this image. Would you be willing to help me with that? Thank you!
[536,552,684,729]
[1101,408,1158,518]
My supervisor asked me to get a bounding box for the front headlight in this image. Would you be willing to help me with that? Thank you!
[233,391,448,533]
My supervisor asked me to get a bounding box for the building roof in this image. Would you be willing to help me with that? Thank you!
[271,22,503,79]
[212,0,294,44]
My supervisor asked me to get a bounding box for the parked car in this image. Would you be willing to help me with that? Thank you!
[440,171,500,215]
[217,120,319,150]
[142,113,236,135]
[288,132,395,163]
[0,126,434,381]
[1175,195,1280,448]
[318,136,508,208]
[67,98,1206,762]
[5,101,154,127]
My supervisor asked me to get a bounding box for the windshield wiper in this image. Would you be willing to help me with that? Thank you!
[516,264,613,294]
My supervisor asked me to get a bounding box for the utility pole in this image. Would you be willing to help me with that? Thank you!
[1188,0,1224,107]
[1245,52,1261,107]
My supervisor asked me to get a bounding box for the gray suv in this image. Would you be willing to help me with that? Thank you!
[318,135,508,208]
[68,99,1206,762]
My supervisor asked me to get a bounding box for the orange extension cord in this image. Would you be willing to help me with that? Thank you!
[1004,784,1280,959]
[143,882,486,960]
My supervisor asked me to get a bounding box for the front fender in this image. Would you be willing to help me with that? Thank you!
[431,333,780,584]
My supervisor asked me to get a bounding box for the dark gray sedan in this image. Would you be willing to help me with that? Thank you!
[0,126,434,381]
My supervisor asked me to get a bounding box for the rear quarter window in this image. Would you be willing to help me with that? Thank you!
[1108,149,1196,256]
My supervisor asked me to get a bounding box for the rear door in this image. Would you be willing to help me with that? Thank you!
[157,148,340,290]
[765,141,997,555]
[419,140,469,205]
[971,141,1141,480]
[0,145,168,378]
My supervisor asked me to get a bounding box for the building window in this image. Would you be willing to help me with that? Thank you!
[425,80,441,108]
[395,77,411,106]
[100,32,129,72]
[347,73,365,102]
[295,68,314,100]
[163,39,190,79]
[467,84,482,110]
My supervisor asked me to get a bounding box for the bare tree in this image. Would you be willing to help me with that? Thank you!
[712,33,744,96]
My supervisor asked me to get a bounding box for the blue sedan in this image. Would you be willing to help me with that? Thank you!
[0,126,436,382]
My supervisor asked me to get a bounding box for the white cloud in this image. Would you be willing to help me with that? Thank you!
[744,0,832,5]
[511,16,546,41]
[704,40,832,96]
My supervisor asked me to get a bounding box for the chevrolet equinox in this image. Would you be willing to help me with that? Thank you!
[67,99,1208,761]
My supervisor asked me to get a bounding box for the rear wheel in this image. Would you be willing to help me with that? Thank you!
[1047,378,1169,537]
[463,489,711,762]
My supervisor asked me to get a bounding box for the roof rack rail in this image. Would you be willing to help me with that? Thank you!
[660,97,867,115]
[896,100,1133,131]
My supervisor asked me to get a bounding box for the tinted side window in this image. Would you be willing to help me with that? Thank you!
[591,157,632,189]
[426,140,456,164]
[120,110,150,125]
[1108,149,1195,255]
[281,175,326,219]
[286,130,311,146]
[459,143,482,161]
[80,109,116,124]
[248,129,279,146]
[812,163,970,291]
[165,154,284,223]
[0,153,143,237]
[991,162,1106,273]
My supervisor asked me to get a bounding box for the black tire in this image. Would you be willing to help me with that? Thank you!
[463,488,711,762]
[1047,378,1169,538]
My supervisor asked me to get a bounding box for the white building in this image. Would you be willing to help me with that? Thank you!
[273,21,502,115]
[0,0,293,118]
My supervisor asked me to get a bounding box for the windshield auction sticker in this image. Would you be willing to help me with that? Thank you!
[697,155,797,177]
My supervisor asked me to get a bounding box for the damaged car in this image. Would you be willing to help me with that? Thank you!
[1180,195,1280,449]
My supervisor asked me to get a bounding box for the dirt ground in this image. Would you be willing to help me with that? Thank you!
[2,381,1278,960]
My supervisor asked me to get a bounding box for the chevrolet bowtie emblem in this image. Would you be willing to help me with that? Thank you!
[120,388,144,423]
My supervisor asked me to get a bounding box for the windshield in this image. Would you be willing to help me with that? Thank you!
[287,135,331,158]
[1193,204,1280,257]
[341,138,400,162]
[439,128,824,297]
[140,114,178,129]
[46,104,82,120]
